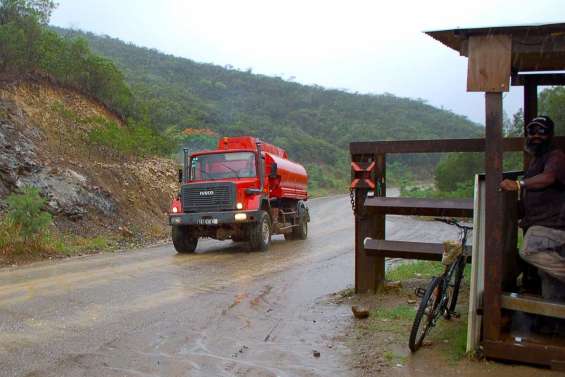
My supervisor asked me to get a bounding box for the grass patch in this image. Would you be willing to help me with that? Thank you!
[383,350,407,365]
[430,315,468,362]
[368,304,416,334]
[386,261,444,281]
[387,260,472,283]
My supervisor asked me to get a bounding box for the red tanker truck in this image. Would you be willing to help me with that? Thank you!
[169,136,309,253]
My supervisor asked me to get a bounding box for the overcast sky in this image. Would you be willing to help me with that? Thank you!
[51,0,564,125]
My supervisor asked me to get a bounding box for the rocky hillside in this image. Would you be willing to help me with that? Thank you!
[0,77,178,245]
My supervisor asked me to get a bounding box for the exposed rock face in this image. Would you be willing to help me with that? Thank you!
[0,113,117,219]
[0,79,178,238]
[0,118,40,203]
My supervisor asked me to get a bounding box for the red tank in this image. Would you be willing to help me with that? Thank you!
[216,136,308,200]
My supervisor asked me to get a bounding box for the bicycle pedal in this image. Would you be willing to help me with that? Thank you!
[415,287,426,298]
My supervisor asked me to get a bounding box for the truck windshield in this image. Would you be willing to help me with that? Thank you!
[189,152,256,181]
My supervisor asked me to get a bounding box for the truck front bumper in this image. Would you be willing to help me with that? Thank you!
[169,210,263,226]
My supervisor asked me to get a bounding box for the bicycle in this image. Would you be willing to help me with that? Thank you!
[408,218,473,352]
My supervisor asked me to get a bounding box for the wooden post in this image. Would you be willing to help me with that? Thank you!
[353,153,386,293]
[483,92,504,341]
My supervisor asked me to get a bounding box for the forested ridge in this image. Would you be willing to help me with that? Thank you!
[1,0,486,194]
[52,27,484,193]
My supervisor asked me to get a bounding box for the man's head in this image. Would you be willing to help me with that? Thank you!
[525,115,554,156]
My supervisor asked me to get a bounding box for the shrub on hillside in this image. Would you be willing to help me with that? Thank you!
[5,186,52,240]
[0,186,54,256]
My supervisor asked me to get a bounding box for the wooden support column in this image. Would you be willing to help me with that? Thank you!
[483,92,504,341]
[353,153,385,293]
[523,79,537,169]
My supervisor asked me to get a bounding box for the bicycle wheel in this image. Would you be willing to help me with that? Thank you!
[445,256,466,319]
[409,276,443,352]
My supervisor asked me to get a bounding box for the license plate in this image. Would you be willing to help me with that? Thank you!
[198,218,218,225]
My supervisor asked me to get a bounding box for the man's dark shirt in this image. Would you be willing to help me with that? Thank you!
[522,147,565,230]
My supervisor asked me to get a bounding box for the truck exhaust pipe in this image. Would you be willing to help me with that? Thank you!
[245,140,265,196]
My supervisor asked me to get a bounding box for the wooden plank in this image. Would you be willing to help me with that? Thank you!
[483,92,504,341]
[364,197,473,218]
[484,339,565,367]
[364,239,471,261]
[467,34,512,92]
[349,137,565,155]
[501,293,565,319]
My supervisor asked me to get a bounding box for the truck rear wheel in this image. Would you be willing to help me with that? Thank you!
[292,215,308,240]
[172,225,198,253]
[249,211,271,251]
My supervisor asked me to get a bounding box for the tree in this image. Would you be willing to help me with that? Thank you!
[0,0,57,25]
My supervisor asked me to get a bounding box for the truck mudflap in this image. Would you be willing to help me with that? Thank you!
[169,210,264,226]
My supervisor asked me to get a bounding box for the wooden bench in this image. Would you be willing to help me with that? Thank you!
[362,197,474,262]
[364,238,472,262]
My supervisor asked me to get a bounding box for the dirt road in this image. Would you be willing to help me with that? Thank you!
[0,195,466,377]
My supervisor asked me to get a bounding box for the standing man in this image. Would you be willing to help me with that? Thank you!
[500,116,565,300]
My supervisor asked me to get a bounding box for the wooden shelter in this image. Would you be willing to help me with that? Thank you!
[427,22,565,368]
[350,22,565,369]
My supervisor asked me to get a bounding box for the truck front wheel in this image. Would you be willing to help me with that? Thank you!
[249,211,271,251]
[172,225,198,254]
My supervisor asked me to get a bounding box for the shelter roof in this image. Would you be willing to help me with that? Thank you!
[425,23,565,72]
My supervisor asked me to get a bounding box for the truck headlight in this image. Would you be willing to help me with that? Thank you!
[234,213,247,221]
[172,207,178,213]
[236,202,243,210]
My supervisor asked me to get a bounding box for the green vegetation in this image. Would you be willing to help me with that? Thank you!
[51,27,483,194]
[430,316,469,362]
[387,260,471,284]
[393,111,528,198]
[368,304,415,334]
[386,261,444,281]
[0,0,133,116]
[0,186,113,260]
[0,186,52,256]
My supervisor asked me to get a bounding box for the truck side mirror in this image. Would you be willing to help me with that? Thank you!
[178,168,183,183]
[269,163,278,178]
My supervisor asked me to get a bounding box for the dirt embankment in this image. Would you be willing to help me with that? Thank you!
[0,78,179,263]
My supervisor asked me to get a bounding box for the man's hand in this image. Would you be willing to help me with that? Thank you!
[500,179,519,191]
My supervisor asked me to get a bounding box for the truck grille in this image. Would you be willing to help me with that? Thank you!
[181,182,236,213]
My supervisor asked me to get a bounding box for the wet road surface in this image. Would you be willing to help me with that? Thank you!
[0,195,462,377]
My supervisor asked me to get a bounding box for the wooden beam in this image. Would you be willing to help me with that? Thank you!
[350,138,522,155]
[501,293,565,319]
[349,137,565,155]
[467,35,512,92]
[512,73,565,86]
[484,339,565,368]
[364,239,472,261]
[483,92,504,341]
[364,197,473,218]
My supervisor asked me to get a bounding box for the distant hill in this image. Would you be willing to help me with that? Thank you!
[54,27,483,193]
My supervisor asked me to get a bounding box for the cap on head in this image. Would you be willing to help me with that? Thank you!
[526,115,554,134]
